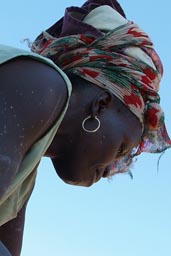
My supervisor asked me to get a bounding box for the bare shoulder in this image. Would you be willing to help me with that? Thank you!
[0,56,68,196]
[0,56,68,144]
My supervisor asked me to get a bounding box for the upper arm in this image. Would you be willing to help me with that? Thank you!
[0,56,67,198]
[0,194,29,256]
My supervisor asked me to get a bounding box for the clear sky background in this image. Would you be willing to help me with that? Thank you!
[1,1,171,256]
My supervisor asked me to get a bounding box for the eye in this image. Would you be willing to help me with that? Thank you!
[117,144,127,157]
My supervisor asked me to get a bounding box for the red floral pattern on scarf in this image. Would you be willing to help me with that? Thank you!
[33,21,171,175]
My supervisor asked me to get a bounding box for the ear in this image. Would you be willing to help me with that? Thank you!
[91,90,113,116]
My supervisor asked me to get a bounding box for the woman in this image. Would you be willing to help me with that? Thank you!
[0,0,170,255]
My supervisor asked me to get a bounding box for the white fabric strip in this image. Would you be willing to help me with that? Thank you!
[83,5,156,70]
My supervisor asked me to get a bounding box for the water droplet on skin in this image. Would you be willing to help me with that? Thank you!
[3,99,7,105]
[31,91,34,94]
[3,126,7,134]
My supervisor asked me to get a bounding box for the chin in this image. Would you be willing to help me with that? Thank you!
[61,177,95,187]
[52,158,99,187]
[58,171,96,187]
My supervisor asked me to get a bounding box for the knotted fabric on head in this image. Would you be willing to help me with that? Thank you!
[32,5,171,175]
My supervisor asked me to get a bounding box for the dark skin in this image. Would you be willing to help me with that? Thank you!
[0,58,142,256]
[0,57,68,256]
[47,75,142,186]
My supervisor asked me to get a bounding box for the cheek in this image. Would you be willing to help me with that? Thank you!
[77,133,109,163]
[95,133,121,164]
[52,127,122,185]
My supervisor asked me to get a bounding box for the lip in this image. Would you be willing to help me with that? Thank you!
[94,166,111,183]
[64,165,112,187]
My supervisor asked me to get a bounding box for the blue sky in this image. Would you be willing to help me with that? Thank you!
[1,1,171,255]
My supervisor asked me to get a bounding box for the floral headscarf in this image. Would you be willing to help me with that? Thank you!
[32,3,171,175]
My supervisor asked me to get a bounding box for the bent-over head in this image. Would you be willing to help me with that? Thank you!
[34,0,171,185]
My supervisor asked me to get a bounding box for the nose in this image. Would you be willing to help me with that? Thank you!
[102,166,111,178]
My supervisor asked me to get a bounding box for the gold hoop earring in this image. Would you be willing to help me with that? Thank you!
[82,115,100,133]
